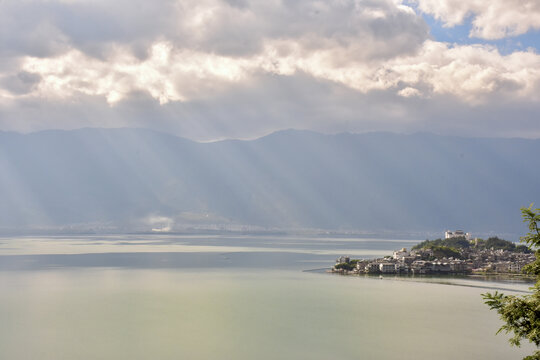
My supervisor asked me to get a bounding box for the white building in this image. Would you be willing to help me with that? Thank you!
[445,230,471,241]
[365,263,380,273]
[393,248,409,260]
[379,263,396,274]
[510,263,525,273]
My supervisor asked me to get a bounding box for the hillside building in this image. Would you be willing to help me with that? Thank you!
[445,230,471,241]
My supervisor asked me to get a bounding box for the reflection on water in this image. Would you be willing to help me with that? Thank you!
[0,234,419,256]
[0,234,536,359]
[328,272,533,293]
[0,234,420,271]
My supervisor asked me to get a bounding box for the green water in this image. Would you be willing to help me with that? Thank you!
[0,235,536,359]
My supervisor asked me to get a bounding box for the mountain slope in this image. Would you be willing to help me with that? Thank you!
[0,128,538,234]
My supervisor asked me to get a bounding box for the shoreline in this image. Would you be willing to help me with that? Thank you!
[327,268,536,284]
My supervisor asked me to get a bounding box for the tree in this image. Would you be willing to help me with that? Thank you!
[483,204,540,360]
[429,245,461,259]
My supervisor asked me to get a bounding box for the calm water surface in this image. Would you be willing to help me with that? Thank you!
[0,234,535,359]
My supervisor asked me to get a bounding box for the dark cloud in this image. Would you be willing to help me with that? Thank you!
[0,71,41,95]
[0,0,429,59]
[0,1,175,59]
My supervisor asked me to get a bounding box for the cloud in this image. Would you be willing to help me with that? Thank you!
[0,0,539,140]
[0,0,431,103]
[0,0,428,59]
[414,0,540,39]
[0,71,41,95]
[387,41,540,103]
[11,39,540,106]
[0,0,176,58]
[2,70,540,141]
[398,87,423,97]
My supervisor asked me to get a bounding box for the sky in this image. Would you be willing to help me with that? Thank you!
[0,0,539,141]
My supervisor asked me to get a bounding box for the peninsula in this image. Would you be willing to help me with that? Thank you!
[332,234,535,276]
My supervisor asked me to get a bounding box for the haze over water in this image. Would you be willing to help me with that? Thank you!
[0,234,534,359]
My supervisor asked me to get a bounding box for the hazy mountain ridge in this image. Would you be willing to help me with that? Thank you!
[1,128,538,235]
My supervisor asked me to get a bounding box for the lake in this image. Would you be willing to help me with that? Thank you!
[0,234,535,359]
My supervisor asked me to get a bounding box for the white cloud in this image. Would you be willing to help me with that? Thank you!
[387,41,540,102]
[18,42,250,105]
[414,0,540,39]
[398,87,423,97]
[13,40,540,106]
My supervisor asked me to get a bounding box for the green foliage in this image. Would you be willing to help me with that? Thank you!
[334,262,355,271]
[484,236,529,252]
[412,237,470,251]
[334,259,360,271]
[524,258,540,277]
[483,205,540,359]
[444,237,471,249]
[412,238,439,250]
[522,205,540,248]
[523,352,540,360]
[517,245,532,253]
[483,289,540,347]
[474,236,532,253]
[429,245,461,259]
[414,234,531,254]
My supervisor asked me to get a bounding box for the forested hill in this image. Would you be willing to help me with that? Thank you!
[0,128,539,235]
[412,237,531,253]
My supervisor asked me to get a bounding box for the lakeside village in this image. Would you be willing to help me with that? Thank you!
[332,230,536,276]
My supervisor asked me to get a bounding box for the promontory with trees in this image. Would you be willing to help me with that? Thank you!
[333,235,535,276]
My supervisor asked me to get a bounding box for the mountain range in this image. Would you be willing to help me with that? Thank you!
[1,128,538,237]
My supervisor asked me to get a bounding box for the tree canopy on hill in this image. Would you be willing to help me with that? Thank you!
[477,237,531,253]
[334,259,359,271]
[412,237,470,250]
[429,245,462,259]
[412,236,531,253]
